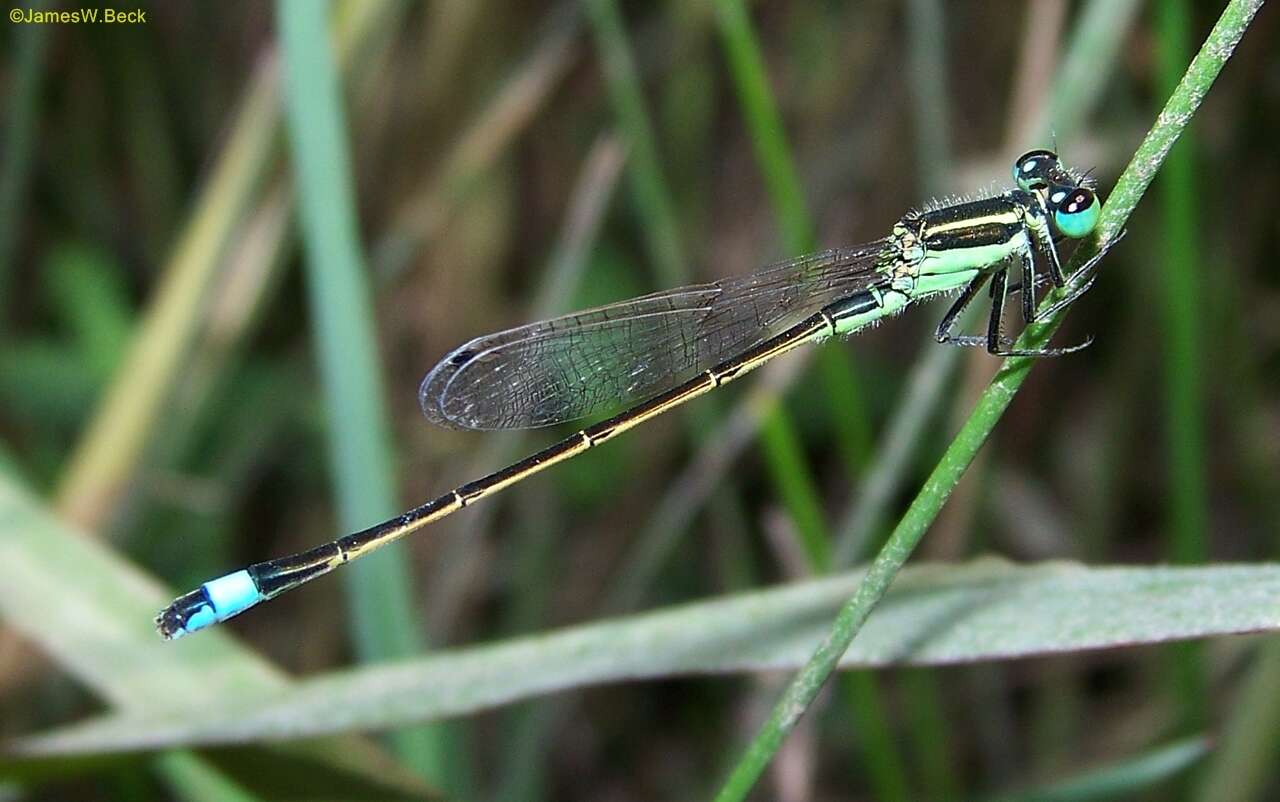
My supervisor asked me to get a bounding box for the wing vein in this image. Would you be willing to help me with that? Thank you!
[419,240,890,430]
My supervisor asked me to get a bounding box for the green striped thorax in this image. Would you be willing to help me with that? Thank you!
[873,148,1103,302]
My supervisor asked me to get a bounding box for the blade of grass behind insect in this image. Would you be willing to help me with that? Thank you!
[702,0,829,568]
[583,0,833,575]
[1193,255,1280,802]
[905,0,952,194]
[713,2,908,798]
[274,0,457,790]
[978,737,1210,802]
[53,0,395,532]
[1193,639,1280,802]
[52,56,279,530]
[153,752,259,802]
[899,2,963,797]
[0,475,436,798]
[835,0,1143,563]
[710,2,1265,798]
[712,0,871,471]
[0,9,48,324]
[582,0,686,288]
[1155,0,1211,737]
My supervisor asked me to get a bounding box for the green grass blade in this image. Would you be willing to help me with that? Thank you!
[712,2,906,796]
[275,0,454,787]
[903,667,961,801]
[152,753,259,802]
[0,10,49,321]
[585,0,839,583]
[905,0,951,192]
[1155,0,1211,736]
[582,0,687,287]
[712,0,813,255]
[1193,639,1280,802]
[0,475,434,798]
[15,559,1280,754]
[710,1,1265,798]
[713,0,871,470]
[43,244,134,379]
[979,737,1210,802]
[52,0,393,532]
[53,58,279,529]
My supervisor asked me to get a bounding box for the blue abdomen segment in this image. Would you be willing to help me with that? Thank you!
[155,569,263,639]
[202,570,260,622]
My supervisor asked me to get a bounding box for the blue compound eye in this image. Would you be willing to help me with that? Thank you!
[1053,187,1100,238]
[1013,149,1060,192]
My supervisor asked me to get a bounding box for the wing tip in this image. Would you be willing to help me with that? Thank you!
[419,348,467,429]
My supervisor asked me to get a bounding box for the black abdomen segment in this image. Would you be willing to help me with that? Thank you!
[249,311,837,604]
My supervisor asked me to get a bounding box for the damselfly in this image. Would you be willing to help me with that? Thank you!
[157,149,1111,639]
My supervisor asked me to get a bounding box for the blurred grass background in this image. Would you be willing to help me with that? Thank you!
[0,1,1277,800]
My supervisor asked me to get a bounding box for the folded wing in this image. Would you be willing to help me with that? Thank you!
[419,242,889,430]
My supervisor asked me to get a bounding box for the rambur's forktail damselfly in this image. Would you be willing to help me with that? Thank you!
[157,149,1111,639]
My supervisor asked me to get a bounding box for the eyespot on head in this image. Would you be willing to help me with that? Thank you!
[1013,149,1062,192]
[1052,186,1100,239]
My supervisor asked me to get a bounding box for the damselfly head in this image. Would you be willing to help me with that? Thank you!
[1015,149,1101,239]
[1012,149,1062,192]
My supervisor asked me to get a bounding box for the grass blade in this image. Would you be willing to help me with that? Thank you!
[275,0,454,786]
[713,2,904,796]
[1155,0,1211,735]
[979,737,1210,802]
[582,0,686,287]
[14,559,1280,753]
[710,1,1266,798]
[0,475,433,797]
[0,9,48,320]
[52,0,395,531]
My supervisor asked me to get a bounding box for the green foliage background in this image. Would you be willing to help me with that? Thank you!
[0,1,1275,800]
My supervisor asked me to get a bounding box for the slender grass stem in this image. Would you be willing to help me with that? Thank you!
[711,2,1264,798]
[0,12,48,323]
[713,3,907,795]
[275,0,454,789]
[582,0,686,288]
[713,0,872,470]
[53,0,394,531]
[1155,0,1211,737]
[979,737,1210,802]
[585,0,834,575]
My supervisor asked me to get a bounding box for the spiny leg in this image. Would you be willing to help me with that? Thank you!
[937,258,1097,358]
[1031,231,1124,322]
[1005,271,1055,298]
[937,268,1033,353]
[1018,237,1038,324]
[985,266,1010,353]
[990,258,1095,357]
[935,272,993,349]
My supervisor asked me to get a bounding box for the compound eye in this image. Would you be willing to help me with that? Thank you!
[1052,187,1100,238]
[1013,149,1060,191]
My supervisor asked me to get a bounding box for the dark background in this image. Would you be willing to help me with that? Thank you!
[1,1,1277,800]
